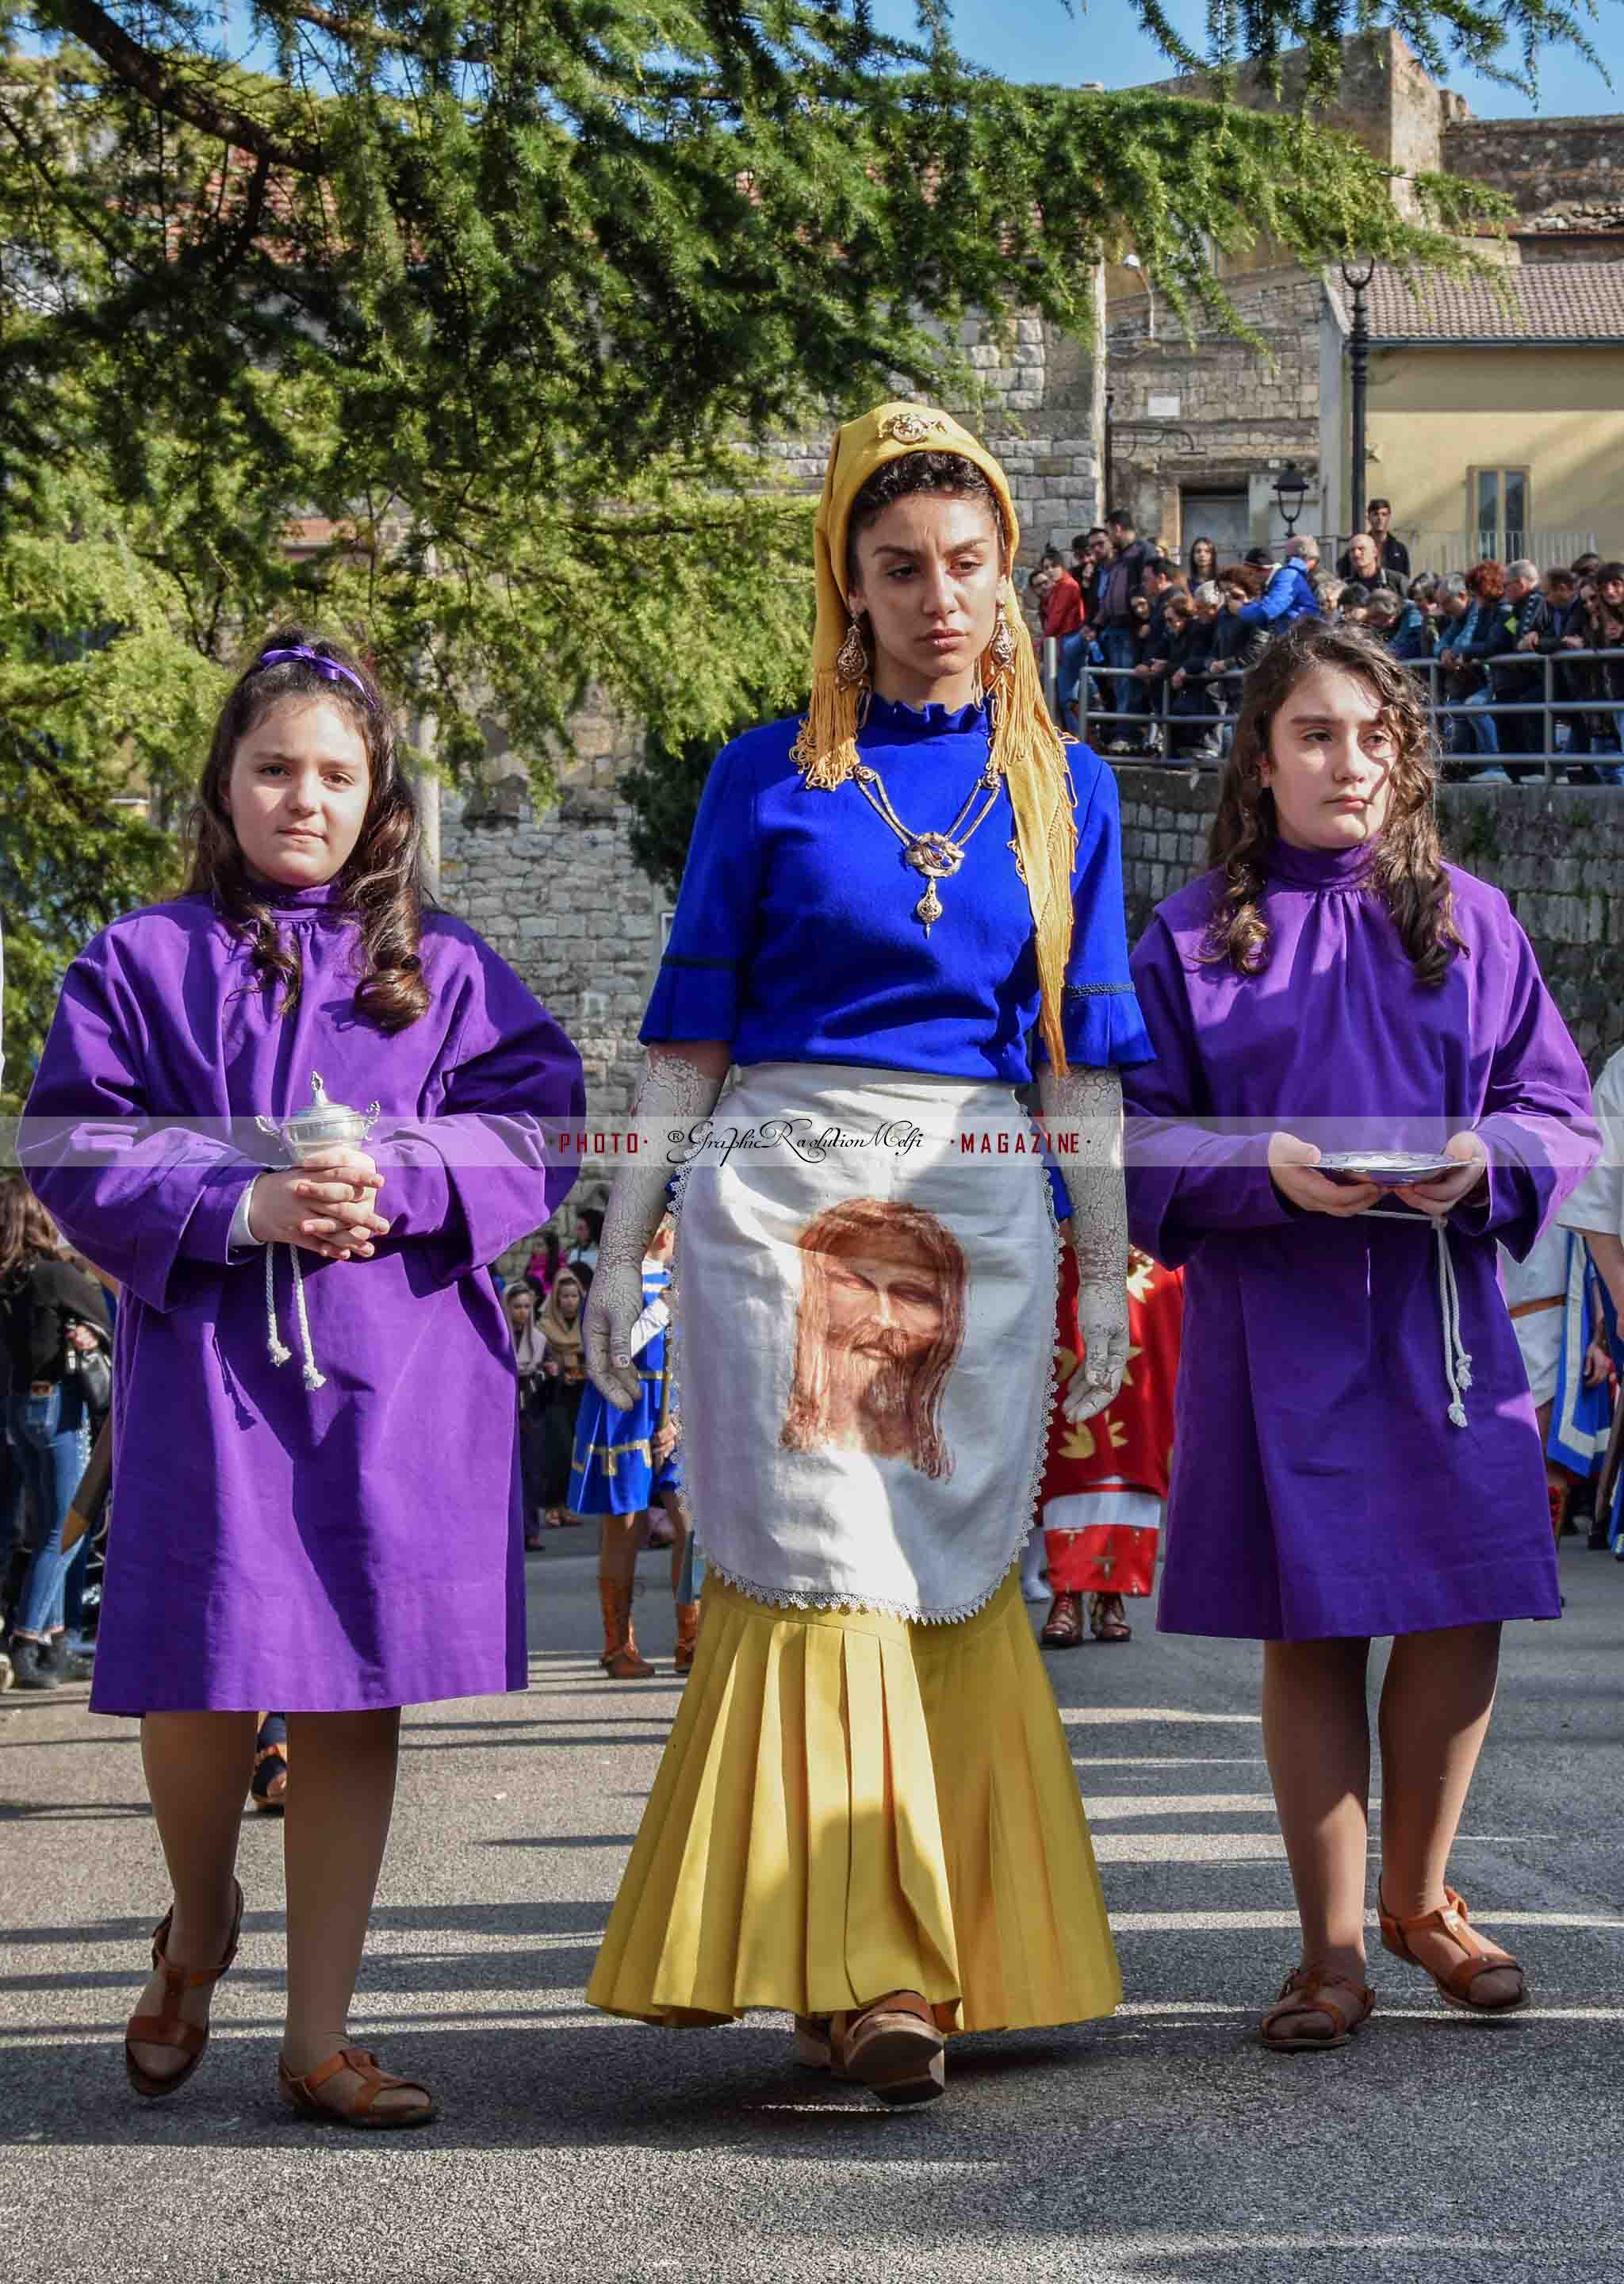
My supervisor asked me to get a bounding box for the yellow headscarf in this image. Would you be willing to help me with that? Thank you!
[789,400,1078,1074]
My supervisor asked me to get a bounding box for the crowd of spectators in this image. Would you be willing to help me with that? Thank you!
[1030,507,1624,780]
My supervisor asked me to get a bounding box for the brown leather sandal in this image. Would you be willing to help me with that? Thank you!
[278,2046,437,2129]
[1041,1592,1086,1649]
[1378,1886,1528,2014]
[1259,1964,1375,2052]
[830,1991,946,2107]
[124,1879,245,2098]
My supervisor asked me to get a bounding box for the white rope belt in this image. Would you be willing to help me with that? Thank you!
[1362,1208,1472,1429]
[263,1244,326,1393]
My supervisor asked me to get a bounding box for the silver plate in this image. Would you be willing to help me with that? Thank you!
[1317,1151,1459,1190]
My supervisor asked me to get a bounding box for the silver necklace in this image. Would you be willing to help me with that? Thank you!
[851,755,1005,935]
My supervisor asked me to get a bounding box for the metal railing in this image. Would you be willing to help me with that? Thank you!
[1041,637,1624,786]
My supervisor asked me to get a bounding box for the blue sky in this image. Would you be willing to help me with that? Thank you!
[871,0,1620,118]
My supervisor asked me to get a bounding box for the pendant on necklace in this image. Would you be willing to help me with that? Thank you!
[903,832,964,937]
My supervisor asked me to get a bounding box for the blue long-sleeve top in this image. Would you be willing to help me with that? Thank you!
[642,696,1153,1084]
[1235,558,1321,628]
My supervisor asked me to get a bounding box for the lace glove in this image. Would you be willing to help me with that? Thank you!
[584,1049,726,1409]
[1039,1063,1130,1424]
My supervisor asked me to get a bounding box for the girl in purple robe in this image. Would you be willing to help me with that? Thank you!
[1124,619,1597,2053]
[23,632,583,2125]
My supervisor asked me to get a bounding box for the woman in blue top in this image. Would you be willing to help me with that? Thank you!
[581,404,1151,2110]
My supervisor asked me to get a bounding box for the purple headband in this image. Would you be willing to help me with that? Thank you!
[251,645,373,706]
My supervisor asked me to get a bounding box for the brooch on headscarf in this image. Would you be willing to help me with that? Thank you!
[878,411,942,446]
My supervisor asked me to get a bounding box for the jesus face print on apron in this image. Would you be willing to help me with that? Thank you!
[780,1198,968,1481]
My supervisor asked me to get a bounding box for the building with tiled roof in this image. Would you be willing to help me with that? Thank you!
[1360,263,1624,347]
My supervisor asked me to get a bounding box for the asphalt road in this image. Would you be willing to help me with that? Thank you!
[2,1536,1622,2284]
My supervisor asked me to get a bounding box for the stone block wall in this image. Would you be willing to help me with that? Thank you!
[765,310,1103,566]
[1104,267,1324,546]
[1445,115,1624,220]
[1114,765,1624,1066]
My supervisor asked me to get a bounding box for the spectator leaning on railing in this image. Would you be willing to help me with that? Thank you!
[1367,587,1431,662]
[1539,566,1617,784]
[1487,560,1549,776]
[1584,563,1624,755]
[1236,533,1321,629]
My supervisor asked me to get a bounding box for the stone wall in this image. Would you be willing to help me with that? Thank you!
[1143,29,1449,216]
[440,697,666,1258]
[766,308,1105,566]
[1115,765,1624,1066]
[1105,267,1323,544]
[1446,115,1624,220]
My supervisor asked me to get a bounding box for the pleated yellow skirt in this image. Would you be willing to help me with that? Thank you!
[586,1568,1121,2033]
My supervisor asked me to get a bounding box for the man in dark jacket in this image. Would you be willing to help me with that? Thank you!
[1538,567,1611,779]
[1488,559,1549,776]
[1096,508,1153,749]
[1338,502,1411,582]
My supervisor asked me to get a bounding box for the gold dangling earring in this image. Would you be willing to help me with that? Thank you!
[836,614,869,690]
[988,599,1017,681]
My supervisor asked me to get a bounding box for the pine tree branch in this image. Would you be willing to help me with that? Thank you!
[44,1,327,172]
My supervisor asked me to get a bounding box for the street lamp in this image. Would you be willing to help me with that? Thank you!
[1341,257,1376,543]
[1274,462,1308,542]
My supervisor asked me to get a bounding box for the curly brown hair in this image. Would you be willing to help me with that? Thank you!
[1465,558,1507,601]
[1217,563,1266,598]
[1203,619,1462,988]
[183,627,431,1032]
[845,451,1005,587]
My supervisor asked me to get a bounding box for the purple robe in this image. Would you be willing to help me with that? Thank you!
[1124,840,1598,1642]
[21,879,584,1712]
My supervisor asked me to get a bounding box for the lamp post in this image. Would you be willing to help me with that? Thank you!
[1341,258,1375,544]
[1274,462,1308,546]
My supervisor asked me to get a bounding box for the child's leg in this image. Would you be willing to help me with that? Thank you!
[598,1512,652,1676]
[1377,1622,1519,2006]
[128,1710,258,2083]
[1261,1637,1373,1985]
[280,1707,427,2114]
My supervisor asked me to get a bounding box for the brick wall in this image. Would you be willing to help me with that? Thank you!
[1115,765,1624,1065]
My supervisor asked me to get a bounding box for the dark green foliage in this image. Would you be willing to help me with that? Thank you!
[1,0,1599,1103]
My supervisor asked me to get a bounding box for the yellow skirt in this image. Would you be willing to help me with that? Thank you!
[586,1569,1121,2033]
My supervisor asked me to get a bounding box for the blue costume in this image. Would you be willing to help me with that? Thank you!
[642,699,1152,1079]
[568,1267,679,1515]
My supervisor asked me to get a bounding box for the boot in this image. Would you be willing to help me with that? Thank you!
[10,1636,61,1692]
[599,1577,653,1680]
[597,1576,622,1671]
[672,1602,700,1676]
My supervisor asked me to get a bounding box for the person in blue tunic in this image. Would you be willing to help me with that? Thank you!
[569,1219,692,1677]
[578,402,1152,2110]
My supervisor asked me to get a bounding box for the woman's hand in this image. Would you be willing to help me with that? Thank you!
[1393,1132,1488,1218]
[248,1167,391,1261]
[1063,1274,1131,1424]
[1267,1132,1381,1217]
[651,1420,680,1464]
[1584,1335,1613,1389]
